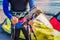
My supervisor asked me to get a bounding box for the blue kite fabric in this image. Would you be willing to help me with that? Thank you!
[3,0,35,19]
[56,12,60,21]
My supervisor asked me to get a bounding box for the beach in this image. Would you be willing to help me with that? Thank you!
[0,10,6,23]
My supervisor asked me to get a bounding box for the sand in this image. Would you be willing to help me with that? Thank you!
[0,10,6,23]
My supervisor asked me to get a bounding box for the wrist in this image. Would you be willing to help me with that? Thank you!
[32,6,37,9]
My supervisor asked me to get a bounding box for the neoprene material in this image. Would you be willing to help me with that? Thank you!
[3,0,35,19]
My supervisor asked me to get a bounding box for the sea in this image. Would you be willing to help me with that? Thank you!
[0,0,60,14]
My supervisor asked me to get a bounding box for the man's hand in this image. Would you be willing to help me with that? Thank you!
[32,6,42,18]
[11,16,18,24]
[28,20,34,25]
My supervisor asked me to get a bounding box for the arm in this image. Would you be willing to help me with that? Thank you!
[3,0,12,19]
[29,0,35,11]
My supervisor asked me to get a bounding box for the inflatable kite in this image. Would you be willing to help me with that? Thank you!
[2,13,54,40]
[50,12,60,31]
[2,13,60,40]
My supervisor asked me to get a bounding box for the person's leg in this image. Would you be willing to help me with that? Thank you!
[11,24,15,40]
[21,26,31,40]
[11,24,20,40]
[14,28,20,40]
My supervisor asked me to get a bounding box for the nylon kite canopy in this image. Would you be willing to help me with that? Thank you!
[50,12,60,31]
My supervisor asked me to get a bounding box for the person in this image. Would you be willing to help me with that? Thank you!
[3,0,41,40]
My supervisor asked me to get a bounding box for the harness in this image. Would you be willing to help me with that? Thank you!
[10,10,28,19]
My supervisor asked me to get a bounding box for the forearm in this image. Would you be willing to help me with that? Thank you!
[29,0,35,11]
[3,0,12,19]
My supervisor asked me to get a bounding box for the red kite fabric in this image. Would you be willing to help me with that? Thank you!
[50,17,60,31]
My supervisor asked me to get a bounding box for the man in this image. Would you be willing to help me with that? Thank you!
[3,0,41,40]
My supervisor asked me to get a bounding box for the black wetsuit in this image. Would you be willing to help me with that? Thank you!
[9,0,28,11]
[3,0,35,40]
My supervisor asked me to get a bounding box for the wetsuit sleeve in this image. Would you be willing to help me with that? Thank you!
[29,0,35,11]
[3,0,12,19]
